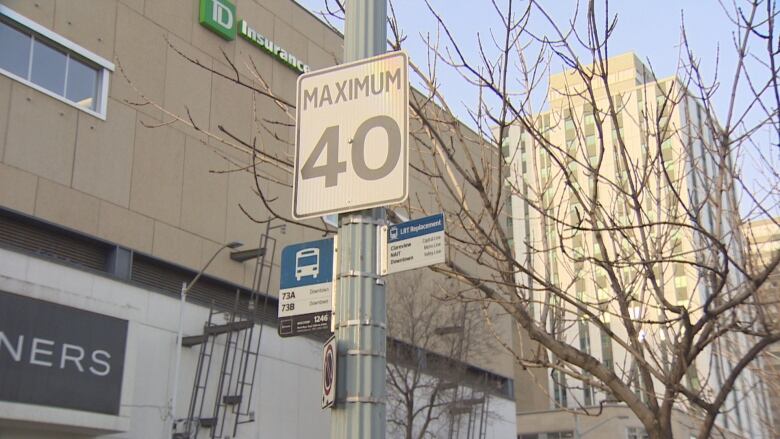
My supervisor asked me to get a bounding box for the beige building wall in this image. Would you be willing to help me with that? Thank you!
[0,0,342,288]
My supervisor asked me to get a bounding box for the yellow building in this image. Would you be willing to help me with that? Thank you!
[743,217,780,437]
[505,53,769,438]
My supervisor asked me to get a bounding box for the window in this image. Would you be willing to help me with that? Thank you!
[0,6,113,118]
[584,113,595,126]
[578,318,590,352]
[501,138,512,159]
[579,318,594,406]
[600,324,614,370]
[552,369,568,408]
[627,427,649,439]
[686,365,701,391]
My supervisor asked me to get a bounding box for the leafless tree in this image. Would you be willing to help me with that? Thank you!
[121,0,780,437]
[385,272,500,439]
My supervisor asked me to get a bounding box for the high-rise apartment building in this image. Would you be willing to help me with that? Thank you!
[744,217,780,437]
[504,53,770,438]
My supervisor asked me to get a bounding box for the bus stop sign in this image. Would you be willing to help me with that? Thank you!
[278,238,335,337]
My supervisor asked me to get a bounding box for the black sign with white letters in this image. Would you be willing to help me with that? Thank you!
[0,291,128,415]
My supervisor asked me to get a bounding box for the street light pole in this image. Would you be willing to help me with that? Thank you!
[168,240,242,438]
[170,280,189,437]
[331,1,388,438]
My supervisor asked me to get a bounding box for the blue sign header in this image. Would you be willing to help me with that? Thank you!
[388,213,445,243]
[280,238,334,289]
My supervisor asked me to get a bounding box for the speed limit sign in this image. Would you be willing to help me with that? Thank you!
[293,51,409,219]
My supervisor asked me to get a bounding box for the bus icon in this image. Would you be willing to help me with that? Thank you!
[295,248,320,281]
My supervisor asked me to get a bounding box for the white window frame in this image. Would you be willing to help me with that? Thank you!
[0,5,114,120]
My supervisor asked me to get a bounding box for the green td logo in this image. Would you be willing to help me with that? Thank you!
[199,0,236,41]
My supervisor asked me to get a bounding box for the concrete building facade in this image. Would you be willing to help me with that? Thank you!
[0,0,516,438]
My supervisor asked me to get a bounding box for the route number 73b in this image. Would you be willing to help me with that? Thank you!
[301,115,401,187]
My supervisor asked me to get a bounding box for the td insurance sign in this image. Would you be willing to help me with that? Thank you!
[199,0,311,74]
[0,291,128,415]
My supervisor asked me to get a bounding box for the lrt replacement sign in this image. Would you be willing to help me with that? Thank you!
[293,51,409,219]
[278,238,335,337]
[380,213,446,275]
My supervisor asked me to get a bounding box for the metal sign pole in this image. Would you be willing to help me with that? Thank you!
[331,1,387,437]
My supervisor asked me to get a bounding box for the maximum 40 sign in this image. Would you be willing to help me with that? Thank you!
[293,51,409,219]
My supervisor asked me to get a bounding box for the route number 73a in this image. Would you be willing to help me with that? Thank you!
[301,115,402,187]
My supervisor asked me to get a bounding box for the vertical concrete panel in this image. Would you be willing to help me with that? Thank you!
[34,179,100,235]
[151,220,203,270]
[271,60,297,110]
[180,136,228,243]
[53,0,117,60]
[255,91,294,160]
[143,0,193,42]
[208,73,253,150]
[119,0,144,14]
[307,39,340,72]
[129,118,185,225]
[163,37,213,142]
[270,17,306,105]
[72,100,137,207]
[258,0,294,24]
[272,15,308,60]
[4,84,78,186]
[225,169,266,258]
[1,0,55,28]
[0,163,37,214]
[112,4,168,119]
[97,200,155,253]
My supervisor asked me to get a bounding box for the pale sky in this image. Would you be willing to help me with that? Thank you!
[295,1,739,115]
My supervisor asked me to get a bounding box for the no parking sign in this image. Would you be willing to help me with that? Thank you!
[322,335,337,408]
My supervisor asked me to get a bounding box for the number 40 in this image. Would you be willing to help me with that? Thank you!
[301,115,402,187]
